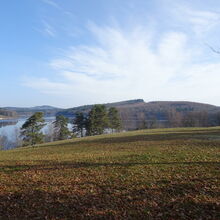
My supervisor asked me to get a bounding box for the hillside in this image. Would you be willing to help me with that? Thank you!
[0,108,17,119]
[3,100,220,129]
[57,99,220,130]
[57,99,145,117]
[118,101,220,129]
[0,127,219,219]
[3,106,63,117]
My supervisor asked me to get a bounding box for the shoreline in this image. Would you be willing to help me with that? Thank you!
[0,116,18,120]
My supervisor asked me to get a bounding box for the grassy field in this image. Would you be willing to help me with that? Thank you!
[0,127,219,219]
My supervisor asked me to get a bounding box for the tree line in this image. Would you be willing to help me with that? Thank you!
[1,104,220,149]
[136,110,220,129]
[20,105,121,146]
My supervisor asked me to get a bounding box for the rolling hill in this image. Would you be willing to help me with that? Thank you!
[3,100,220,129]
[3,106,63,117]
[0,108,17,119]
[57,99,220,130]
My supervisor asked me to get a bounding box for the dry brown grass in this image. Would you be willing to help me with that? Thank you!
[0,127,219,219]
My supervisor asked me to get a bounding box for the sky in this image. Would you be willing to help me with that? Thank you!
[1,0,220,108]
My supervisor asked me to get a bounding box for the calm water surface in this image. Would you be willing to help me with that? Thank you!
[0,117,57,150]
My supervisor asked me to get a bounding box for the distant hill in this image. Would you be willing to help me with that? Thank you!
[117,101,220,129]
[0,108,17,119]
[3,106,63,117]
[57,99,220,130]
[30,105,59,110]
[3,100,220,129]
[57,99,145,117]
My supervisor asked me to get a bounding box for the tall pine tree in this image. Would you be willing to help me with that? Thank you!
[53,115,71,140]
[87,105,108,135]
[108,107,121,132]
[20,112,46,146]
[73,112,85,137]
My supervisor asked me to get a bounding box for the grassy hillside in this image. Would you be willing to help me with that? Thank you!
[0,127,219,219]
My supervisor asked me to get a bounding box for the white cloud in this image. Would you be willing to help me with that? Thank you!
[24,23,220,106]
[41,20,56,37]
[23,78,70,95]
[41,0,60,9]
[173,6,220,36]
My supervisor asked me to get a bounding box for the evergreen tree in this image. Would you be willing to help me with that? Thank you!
[217,112,220,125]
[87,105,108,135]
[84,115,92,136]
[53,115,71,140]
[108,107,121,132]
[73,112,85,137]
[20,112,45,146]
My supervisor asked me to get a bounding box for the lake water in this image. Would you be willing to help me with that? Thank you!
[0,117,72,150]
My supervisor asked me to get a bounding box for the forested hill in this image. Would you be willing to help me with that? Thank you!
[0,109,17,119]
[57,99,220,130]
[57,99,220,116]
[57,99,145,117]
[3,106,62,117]
[3,100,220,129]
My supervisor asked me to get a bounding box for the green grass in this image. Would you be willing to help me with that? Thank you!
[0,127,219,219]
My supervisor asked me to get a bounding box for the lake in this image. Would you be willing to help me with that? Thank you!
[0,117,73,150]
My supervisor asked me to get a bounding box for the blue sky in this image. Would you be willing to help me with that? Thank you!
[1,0,220,107]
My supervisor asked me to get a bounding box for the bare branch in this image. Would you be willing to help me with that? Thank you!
[206,43,220,54]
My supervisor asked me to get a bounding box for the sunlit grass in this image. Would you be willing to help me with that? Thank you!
[0,127,219,219]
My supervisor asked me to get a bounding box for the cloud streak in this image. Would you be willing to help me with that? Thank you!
[171,4,220,36]
[24,0,220,106]
[41,0,60,9]
[42,20,56,37]
[24,20,220,106]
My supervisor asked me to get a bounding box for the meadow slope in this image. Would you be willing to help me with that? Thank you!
[0,127,219,219]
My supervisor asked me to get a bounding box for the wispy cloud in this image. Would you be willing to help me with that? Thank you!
[41,20,56,37]
[24,0,220,106]
[39,0,78,38]
[41,0,73,17]
[24,22,220,105]
[172,5,220,36]
[23,77,71,95]
[41,0,60,9]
